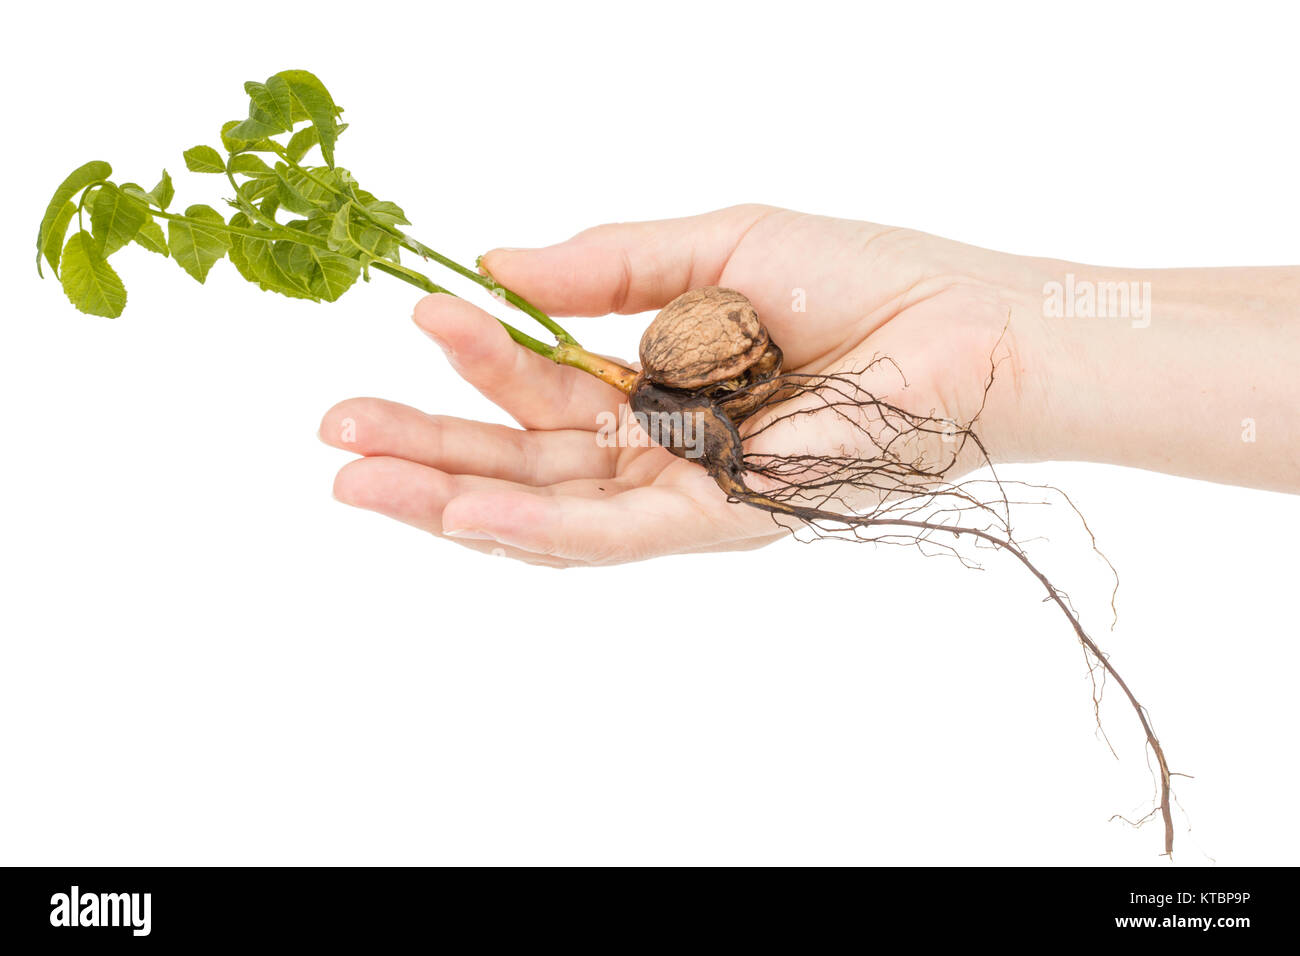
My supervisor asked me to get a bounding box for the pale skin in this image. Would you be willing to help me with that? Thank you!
[319,204,1300,568]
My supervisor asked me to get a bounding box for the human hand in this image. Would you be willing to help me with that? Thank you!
[319,204,1050,566]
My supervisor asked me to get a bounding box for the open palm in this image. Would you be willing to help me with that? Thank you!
[320,204,1035,567]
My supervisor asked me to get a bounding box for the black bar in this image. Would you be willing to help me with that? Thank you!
[0,866,1287,945]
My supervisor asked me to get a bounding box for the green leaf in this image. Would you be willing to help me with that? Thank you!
[133,218,169,257]
[228,154,274,178]
[81,184,103,213]
[121,177,172,211]
[226,215,254,272]
[237,176,278,203]
[284,221,360,301]
[167,204,231,282]
[226,213,317,301]
[91,187,148,256]
[285,126,318,163]
[327,201,357,253]
[364,200,409,227]
[225,114,281,144]
[183,145,226,174]
[246,76,295,133]
[273,163,342,215]
[276,70,342,167]
[60,231,127,317]
[148,170,174,210]
[306,247,361,301]
[120,182,151,204]
[221,120,275,153]
[39,201,77,276]
[294,166,342,207]
[328,201,396,259]
[292,215,331,238]
[226,212,266,288]
[37,160,112,276]
[261,244,318,300]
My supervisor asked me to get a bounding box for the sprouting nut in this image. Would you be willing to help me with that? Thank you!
[638,287,770,390]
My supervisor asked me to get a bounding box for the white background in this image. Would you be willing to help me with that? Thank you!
[3,1,1297,866]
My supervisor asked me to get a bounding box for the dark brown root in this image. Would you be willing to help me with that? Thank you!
[711,355,1177,857]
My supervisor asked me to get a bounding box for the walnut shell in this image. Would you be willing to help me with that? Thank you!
[639,287,769,389]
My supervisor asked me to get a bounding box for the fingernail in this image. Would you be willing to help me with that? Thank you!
[444,528,497,541]
[478,248,527,272]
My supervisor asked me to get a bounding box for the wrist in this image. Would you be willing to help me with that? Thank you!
[999,258,1300,490]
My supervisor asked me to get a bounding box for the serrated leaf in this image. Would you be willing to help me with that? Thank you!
[91,187,148,256]
[229,154,274,177]
[285,126,318,163]
[60,231,126,317]
[275,237,314,277]
[39,201,77,276]
[226,115,281,144]
[276,70,342,167]
[148,170,174,210]
[246,76,295,133]
[120,183,150,204]
[268,243,320,300]
[306,248,361,301]
[273,164,341,215]
[273,164,312,215]
[183,145,226,174]
[226,215,255,277]
[296,167,343,207]
[226,213,317,301]
[296,213,332,237]
[221,120,275,153]
[238,176,278,203]
[364,200,409,227]
[133,218,169,257]
[37,160,112,276]
[167,204,231,282]
[81,184,103,213]
[327,201,357,253]
[284,217,359,301]
[328,201,396,259]
[226,212,266,289]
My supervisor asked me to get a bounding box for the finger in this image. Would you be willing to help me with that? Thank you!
[413,295,621,431]
[319,398,619,486]
[478,204,779,317]
[332,455,560,530]
[331,455,595,569]
[439,484,778,565]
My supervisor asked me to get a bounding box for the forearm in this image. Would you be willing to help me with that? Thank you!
[1011,262,1300,492]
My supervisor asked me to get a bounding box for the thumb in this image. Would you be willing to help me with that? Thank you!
[478,204,776,317]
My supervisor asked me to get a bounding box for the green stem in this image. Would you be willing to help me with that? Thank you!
[265,145,578,344]
[369,260,557,361]
[138,185,563,363]
[147,205,321,245]
[75,181,634,390]
[223,167,284,234]
[370,260,633,387]
[403,238,575,344]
